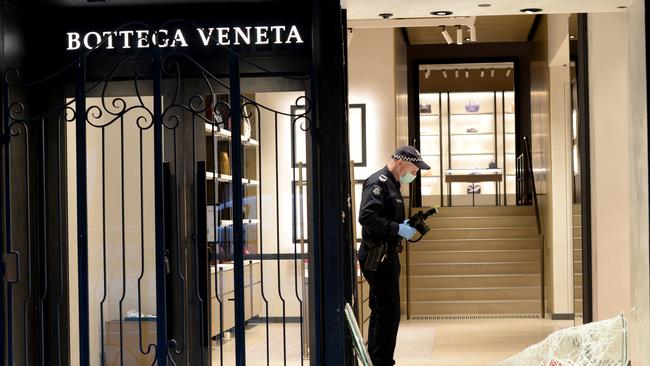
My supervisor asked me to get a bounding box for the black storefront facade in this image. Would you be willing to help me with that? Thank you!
[0,1,356,365]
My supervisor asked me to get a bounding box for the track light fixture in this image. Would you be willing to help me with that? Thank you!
[425,66,431,79]
[490,69,495,77]
[440,26,453,44]
[468,25,477,42]
[442,70,448,78]
[455,69,459,78]
[456,26,463,45]
[465,69,469,78]
[505,68,511,77]
[480,69,485,78]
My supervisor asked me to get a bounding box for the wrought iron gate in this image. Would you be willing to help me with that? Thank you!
[1,21,316,366]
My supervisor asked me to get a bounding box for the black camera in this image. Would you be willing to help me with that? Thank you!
[407,207,439,241]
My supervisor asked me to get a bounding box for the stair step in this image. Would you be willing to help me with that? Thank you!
[573,239,583,249]
[409,250,541,263]
[428,216,537,229]
[423,227,539,240]
[412,238,541,251]
[410,274,541,288]
[409,287,542,301]
[574,286,583,299]
[574,273,582,286]
[409,262,541,275]
[409,300,541,315]
[421,206,535,218]
[573,215,582,226]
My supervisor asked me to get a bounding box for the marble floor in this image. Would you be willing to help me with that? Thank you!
[210,318,575,365]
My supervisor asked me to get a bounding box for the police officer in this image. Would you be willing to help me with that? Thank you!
[358,145,430,366]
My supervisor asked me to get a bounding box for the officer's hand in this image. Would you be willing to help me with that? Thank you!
[398,223,417,240]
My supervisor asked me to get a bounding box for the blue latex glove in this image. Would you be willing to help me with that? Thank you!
[398,221,417,240]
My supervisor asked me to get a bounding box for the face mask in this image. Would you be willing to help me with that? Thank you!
[400,171,416,184]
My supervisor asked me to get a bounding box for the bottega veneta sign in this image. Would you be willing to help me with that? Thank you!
[66,25,304,51]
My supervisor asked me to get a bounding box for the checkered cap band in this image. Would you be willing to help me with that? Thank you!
[391,154,423,162]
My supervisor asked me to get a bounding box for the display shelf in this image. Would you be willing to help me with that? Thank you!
[204,123,259,146]
[450,112,495,116]
[206,171,259,186]
[450,133,494,136]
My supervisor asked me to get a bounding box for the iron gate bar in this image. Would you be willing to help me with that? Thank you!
[229,52,246,366]
[255,110,271,366]
[21,121,32,366]
[153,47,169,366]
[100,128,107,365]
[273,113,289,366]
[38,116,47,366]
[74,55,91,366]
[56,114,65,366]
[137,126,156,360]
[207,113,225,366]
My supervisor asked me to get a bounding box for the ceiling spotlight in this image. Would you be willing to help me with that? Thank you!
[425,66,431,79]
[455,69,459,78]
[506,68,511,77]
[468,25,477,42]
[456,26,463,45]
[520,8,543,13]
[465,69,469,78]
[442,70,448,78]
[379,13,394,19]
[480,69,485,78]
[490,69,495,77]
[478,3,492,7]
[440,26,453,44]
[570,35,576,39]
[431,10,453,16]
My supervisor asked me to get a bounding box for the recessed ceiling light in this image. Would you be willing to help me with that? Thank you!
[520,8,543,13]
[379,13,394,19]
[431,10,453,16]
[478,3,492,7]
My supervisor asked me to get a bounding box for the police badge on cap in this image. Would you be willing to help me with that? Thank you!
[391,145,431,170]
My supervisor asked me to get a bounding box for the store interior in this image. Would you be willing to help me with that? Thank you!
[56,3,649,366]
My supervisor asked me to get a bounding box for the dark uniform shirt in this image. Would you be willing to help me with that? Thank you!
[359,166,405,251]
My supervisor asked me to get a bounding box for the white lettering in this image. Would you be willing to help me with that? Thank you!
[118,30,135,48]
[255,26,269,45]
[233,27,251,45]
[216,27,230,45]
[270,26,286,44]
[136,30,150,48]
[151,29,169,48]
[286,25,303,44]
[101,32,116,49]
[67,32,81,50]
[83,32,102,49]
[170,29,188,47]
[66,25,304,51]
[197,27,215,46]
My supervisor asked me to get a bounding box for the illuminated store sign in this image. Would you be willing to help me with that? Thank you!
[66,25,304,51]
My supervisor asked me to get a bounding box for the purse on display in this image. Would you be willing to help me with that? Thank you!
[467,183,481,194]
[465,99,480,113]
[219,151,231,173]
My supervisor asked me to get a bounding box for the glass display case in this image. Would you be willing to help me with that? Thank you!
[419,91,516,206]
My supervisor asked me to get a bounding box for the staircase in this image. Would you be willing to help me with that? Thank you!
[407,206,542,317]
[573,204,583,319]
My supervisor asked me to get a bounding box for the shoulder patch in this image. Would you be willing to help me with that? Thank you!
[378,174,388,182]
[372,186,382,196]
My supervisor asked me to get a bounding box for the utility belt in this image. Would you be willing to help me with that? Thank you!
[361,238,402,272]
